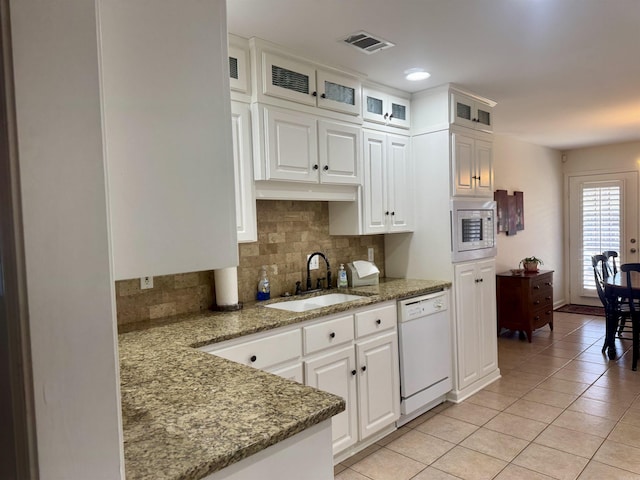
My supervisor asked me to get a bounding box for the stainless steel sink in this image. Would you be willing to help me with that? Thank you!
[264,293,365,313]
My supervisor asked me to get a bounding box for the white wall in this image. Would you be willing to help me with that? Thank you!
[493,135,565,305]
[10,1,124,478]
[563,140,640,174]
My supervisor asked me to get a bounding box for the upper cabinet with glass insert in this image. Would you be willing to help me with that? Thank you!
[229,35,251,102]
[450,91,493,133]
[362,87,411,129]
[251,39,362,117]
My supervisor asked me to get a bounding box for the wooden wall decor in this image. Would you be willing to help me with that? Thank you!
[494,189,524,235]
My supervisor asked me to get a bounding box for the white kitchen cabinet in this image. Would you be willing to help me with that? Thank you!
[253,104,361,185]
[451,259,499,401]
[254,46,361,116]
[362,131,412,233]
[100,0,238,280]
[305,346,358,454]
[363,87,411,129]
[228,35,250,96]
[328,131,412,235]
[451,130,493,197]
[231,102,257,242]
[202,328,302,376]
[451,90,493,133]
[355,330,400,440]
[201,301,400,460]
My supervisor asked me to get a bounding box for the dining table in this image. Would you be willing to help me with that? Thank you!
[603,270,640,360]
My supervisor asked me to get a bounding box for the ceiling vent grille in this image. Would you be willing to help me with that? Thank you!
[342,31,395,55]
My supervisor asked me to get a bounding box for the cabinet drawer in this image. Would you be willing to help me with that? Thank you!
[355,303,396,339]
[209,329,302,370]
[531,307,553,330]
[303,314,354,355]
[530,275,553,293]
[531,294,553,309]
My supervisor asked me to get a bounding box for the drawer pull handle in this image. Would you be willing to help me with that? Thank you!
[376,319,382,325]
[250,355,257,363]
[361,366,367,372]
[329,332,336,339]
[351,370,357,376]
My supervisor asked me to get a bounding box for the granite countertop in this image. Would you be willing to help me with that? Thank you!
[119,277,450,480]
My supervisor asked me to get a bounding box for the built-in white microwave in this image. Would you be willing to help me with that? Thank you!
[451,199,497,263]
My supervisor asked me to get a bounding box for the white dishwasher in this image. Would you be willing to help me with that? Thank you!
[397,290,452,426]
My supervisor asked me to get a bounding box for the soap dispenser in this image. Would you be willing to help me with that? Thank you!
[257,265,270,301]
[337,264,348,288]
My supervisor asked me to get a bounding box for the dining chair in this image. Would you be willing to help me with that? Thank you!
[620,263,640,371]
[603,250,619,277]
[602,251,633,337]
[592,255,631,356]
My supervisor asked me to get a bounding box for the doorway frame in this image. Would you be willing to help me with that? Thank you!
[0,0,38,476]
[564,168,640,307]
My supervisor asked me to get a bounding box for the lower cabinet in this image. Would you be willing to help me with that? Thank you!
[355,331,400,440]
[451,258,500,401]
[305,346,358,453]
[201,301,400,459]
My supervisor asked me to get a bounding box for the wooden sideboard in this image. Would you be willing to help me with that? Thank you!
[496,270,554,342]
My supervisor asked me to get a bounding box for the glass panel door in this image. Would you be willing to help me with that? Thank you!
[569,172,638,305]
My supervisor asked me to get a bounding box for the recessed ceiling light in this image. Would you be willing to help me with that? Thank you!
[405,68,431,81]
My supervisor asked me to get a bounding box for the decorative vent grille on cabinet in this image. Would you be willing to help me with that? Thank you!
[229,56,239,80]
[271,65,310,94]
[342,31,395,54]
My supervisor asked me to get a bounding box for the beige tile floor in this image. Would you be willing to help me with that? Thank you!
[334,311,640,480]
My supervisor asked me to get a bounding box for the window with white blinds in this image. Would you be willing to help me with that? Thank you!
[581,181,621,292]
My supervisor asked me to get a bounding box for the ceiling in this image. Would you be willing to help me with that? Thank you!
[227,0,640,151]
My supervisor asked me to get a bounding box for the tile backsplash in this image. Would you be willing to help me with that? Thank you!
[237,200,385,303]
[115,200,385,325]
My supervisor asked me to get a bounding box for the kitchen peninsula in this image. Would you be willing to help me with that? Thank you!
[119,278,449,480]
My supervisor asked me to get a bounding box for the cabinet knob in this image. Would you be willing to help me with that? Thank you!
[323,165,329,171]
[535,300,540,305]
[321,93,326,99]
[361,366,367,372]
[546,310,552,315]
[329,332,336,339]
[351,369,357,376]
[384,113,389,120]
[250,355,257,363]
[312,91,317,97]
[545,296,551,300]
[313,164,319,170]
[479,278,484,283]
[391,211,395,216]
[534,316,540,321]
[389,114,394,120]
[533,285,540,290]
[376,319,382,325]
[385,211,390,216]
[545,282,552,286]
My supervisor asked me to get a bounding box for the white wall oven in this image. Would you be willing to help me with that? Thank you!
[451,199,497,262]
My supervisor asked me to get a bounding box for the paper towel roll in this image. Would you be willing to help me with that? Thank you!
[214,267,239,307]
